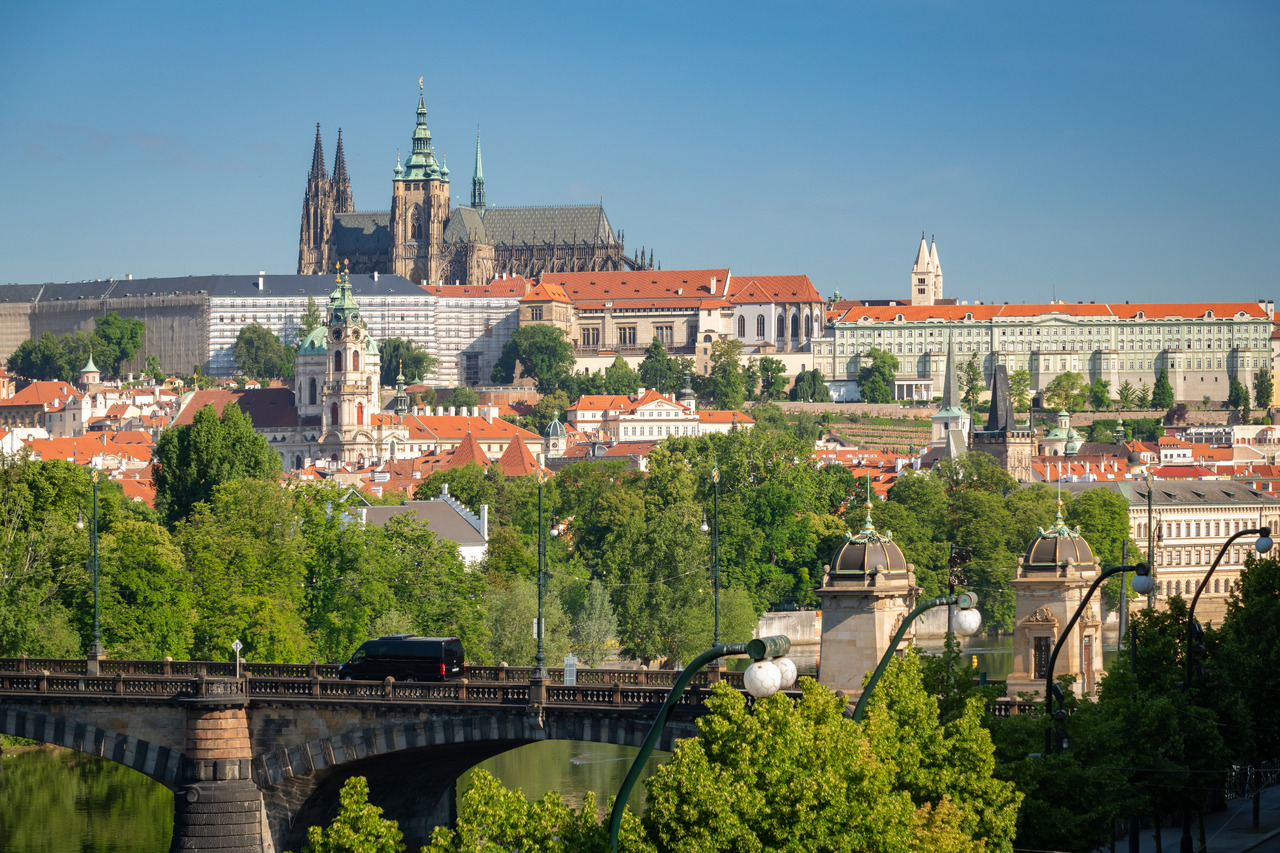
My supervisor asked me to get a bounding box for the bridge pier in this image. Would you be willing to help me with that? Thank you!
[172,681,268,853]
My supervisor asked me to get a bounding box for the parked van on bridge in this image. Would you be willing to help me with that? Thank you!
[337,635,466,682]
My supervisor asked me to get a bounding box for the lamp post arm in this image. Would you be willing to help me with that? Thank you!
[1044,564,1129,720]
[853,594,966,723]
[1188,527,1264,621]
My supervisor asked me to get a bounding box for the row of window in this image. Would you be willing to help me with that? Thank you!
[1157,578,1240,596]
[621,424,697,437]
[735,314,814,340]
[1139,518,1259,540]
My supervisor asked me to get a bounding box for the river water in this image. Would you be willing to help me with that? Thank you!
[1,640,1123,851]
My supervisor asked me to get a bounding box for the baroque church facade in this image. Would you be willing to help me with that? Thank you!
[298,86,652,286]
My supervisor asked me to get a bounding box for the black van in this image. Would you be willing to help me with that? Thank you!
[337,635,466,682]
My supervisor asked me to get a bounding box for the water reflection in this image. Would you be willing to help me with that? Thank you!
[461,740,668,815]
[915,634,1126,682]
[0,748,172,853]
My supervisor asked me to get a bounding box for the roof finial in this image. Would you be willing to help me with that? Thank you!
[419,75,424,91]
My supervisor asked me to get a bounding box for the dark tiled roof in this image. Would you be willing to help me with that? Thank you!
[333,212,391,256]
[362,501,486,546]
[480,205,617,247]
[207,273,419,299]
[0,284,48,303]
[1061,480,1280,506]
[443,206,486,244]
[172,388,300,429]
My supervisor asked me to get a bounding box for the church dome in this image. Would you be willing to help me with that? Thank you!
[298,327,328,355]
[545,413,566,439]
[829,500,909,578]
[1023,500,1095,570]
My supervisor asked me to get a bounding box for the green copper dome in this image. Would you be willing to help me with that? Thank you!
[298,326,328,355]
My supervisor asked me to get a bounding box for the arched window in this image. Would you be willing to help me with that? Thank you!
[334,350,343,372]
[791,314,800,339]
[308,377,317,406]
[777,315,785,339]
[294,454,302,470]
[331,402,340,426]
[356,402,364,425]
[756,315,765,339]
[352,350,360,371]
[804,314,812,338]
[410,205,423,240]
[737,316,746,338]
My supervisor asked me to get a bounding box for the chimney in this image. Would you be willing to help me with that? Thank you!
[258,271,265,290]
[436,405,444,416]
[449,406,456,416]
[480,505,489,539]
[126,274,132,280]
[441,483,449,496]
[373,270,379,281]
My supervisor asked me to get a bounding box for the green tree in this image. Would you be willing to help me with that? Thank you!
[1255,366,1273,409]
[92,312,146,377]
[378,337,438,386]
[98,519,194,659]
[526,390,572,437]
[707,338,747,410]
[179,478,312,662]
[1152,368,1175,409]
[1137,381,1151,409]
[484,576,570,666]
[298,295,324,343]
[153,401,283,527]
[1087,377,1111,411]
[292,776,404,853]
[491,325,576,392]
[1116,380,1136,410]
[791,368,831,403]
[742,357,761,400]
[603,355,642,396]
[757,357,788,400]
[233,323,293,380]
[1009,369,1031,413]
[1228,377,1249,409]
[570,578,617,667]
[857,348,898,404]
[637,336,688,395]
[959,353,984,411]
[6,331,71,381]
[444,385,480,410]
[1042,371,1087,411]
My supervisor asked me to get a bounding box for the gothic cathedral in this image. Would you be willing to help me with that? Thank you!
[298,84,654,285]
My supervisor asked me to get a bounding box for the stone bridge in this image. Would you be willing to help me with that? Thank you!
[0,657,767,853]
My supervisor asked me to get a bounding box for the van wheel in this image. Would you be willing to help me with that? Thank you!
[402,676,417,683]
[341,674,353,681]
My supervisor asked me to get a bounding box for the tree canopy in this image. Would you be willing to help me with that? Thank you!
[234,323,294,380]
[857,348,898,404]
[6,313,146,381]
[378,337,438,387]
[491,324,576,392]
[153,402,283,527]
[1152,368,1175,409]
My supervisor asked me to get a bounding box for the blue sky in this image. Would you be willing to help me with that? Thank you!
[2,1,1276,305]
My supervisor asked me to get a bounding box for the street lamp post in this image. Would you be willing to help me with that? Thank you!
[946,545,970,636]
[852,591,981,722]
[606,635,795,853]
[1042,561,1152,754]
[76,469,105,664]
[534,468,553,683]
[1177,526,1273,853]
[700,464,721,646]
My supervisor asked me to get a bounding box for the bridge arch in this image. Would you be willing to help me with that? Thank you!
[0,704,184,788]
[254,707,699,852]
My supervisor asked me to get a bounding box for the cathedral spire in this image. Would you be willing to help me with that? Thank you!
[399,84,445,182]
[309,123,327,180]
[471,128,486,214]
[332,128,353,213]
[941,335,961,411]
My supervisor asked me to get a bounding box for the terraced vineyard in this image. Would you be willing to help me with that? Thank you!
[834,418,933,451]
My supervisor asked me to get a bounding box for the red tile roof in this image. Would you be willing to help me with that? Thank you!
[538,269,732,304]
[495,434,542,477]
[727,275,822,305]
[420,276,532,298]
[835,301,1268,324]
[519,281,572,303]
[448,432,490,469]
[3,381,76,407]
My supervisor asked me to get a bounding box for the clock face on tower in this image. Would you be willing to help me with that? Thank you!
[332,329,342,341]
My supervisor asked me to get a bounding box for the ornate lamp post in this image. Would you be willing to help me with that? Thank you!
[534,467,551,683]
[1177,526,1273,853]
[852,591,981,722]
[76,469,105,667]
[606,635,795,853]
[946,544,971,635]
[699,464,721,646]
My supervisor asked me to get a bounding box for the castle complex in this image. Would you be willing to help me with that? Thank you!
[297,85,650,285]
